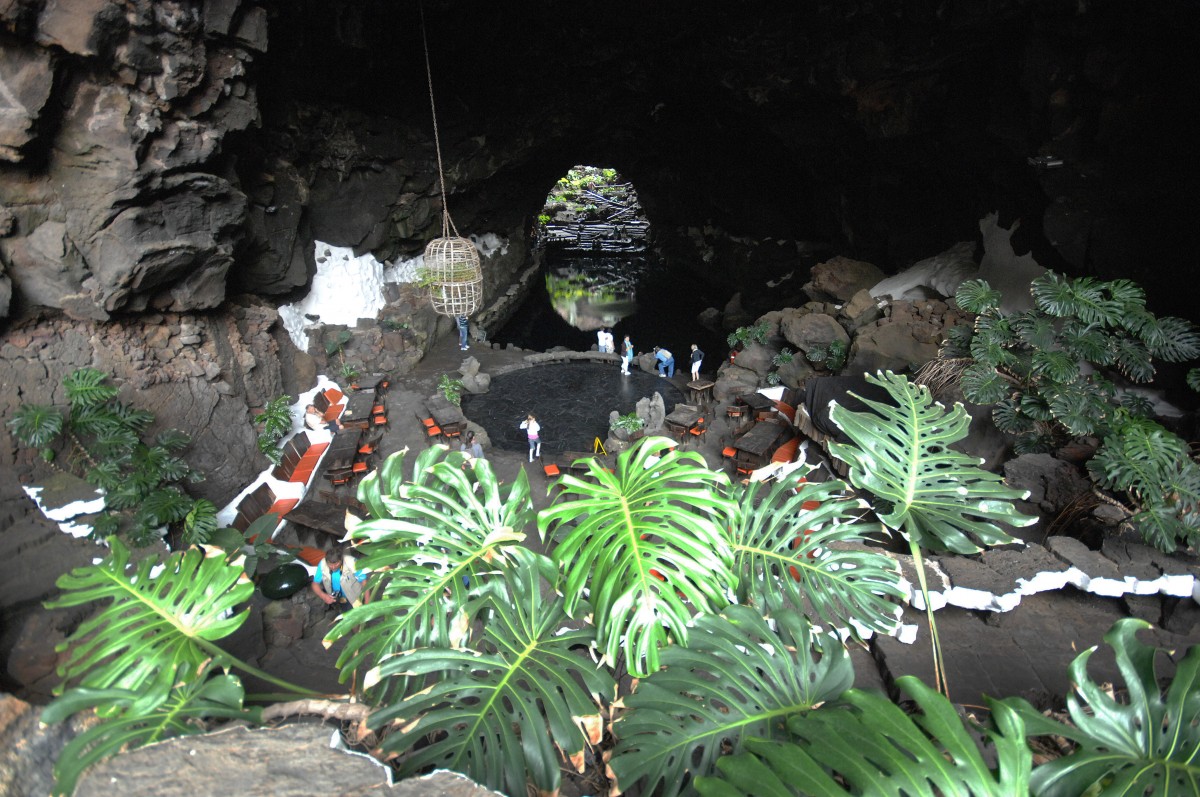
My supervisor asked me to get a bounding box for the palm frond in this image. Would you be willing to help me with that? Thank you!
[954,279,1001,314]
[7,404,64,448]
[940,324,975,358]
[369,549,614,797]
[1032,272,1115,323]
[1003,618,1200,796]
[139,488,193,527]
[1030,350,1081,385]
[330,447,533,698]
[154,429,192,451]
[1139,315,1200,362]
[1112,336,1154,382]
[183,499,219,545]
[537,436,737,676]
[63,368,119,409]
[991,399,1035,435]
[728,476,903,638]
[697,677,1031,797]
[959,363,1009,405]
[1010,312,1057,351]
[1045,384,1110,437]
[828,371,1036,554]
[46,540,253,696]
[110,403,154,432]
[41,674,259,797]
[610,606,854,797]
[1058,322,1114,365]
[1088,419,1200,552]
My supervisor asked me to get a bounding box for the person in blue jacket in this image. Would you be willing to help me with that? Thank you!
[653,346,675,377]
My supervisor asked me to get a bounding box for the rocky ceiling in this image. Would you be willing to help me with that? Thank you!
[1,0,1197,325]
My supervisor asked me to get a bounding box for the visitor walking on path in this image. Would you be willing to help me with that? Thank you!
[519,413,542,462]
[621,335,634,375]
[457,315,470,351]
[654,347,675,378]
[689,344,704,380]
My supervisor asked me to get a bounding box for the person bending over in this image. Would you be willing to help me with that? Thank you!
[311,547,368,608]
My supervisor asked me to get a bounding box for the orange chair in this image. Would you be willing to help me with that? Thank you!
[358,441,375,455]
[721,446,737,459]
[688,419,708,443]
[372,404,385,415]
[323,388,344,405]
[352,461,370,476]
[373,413,389,430]
[543,464,561,477]
[323,402,345,422]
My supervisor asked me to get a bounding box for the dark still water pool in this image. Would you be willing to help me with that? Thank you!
[491,253,730,367]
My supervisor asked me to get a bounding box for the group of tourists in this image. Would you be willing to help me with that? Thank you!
[651,343,704,380]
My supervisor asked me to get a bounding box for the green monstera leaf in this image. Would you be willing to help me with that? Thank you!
[696,676,1031,797]
[47,540,254,699]
[330,446,533,698]
[42,673,259,797]
[537,436,737,677]
[1003,617,1200,796]
[728,473,903,639]
[609,606,854,797]
[369,550,615,797]
[828,371,1037,555]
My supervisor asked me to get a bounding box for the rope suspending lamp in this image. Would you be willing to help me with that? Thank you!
[419,5,482,321]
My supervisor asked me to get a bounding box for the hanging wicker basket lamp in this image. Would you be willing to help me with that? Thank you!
[424,234,482,318]
[418,12,482,320]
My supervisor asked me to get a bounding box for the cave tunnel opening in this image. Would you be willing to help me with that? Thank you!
[492,164,731,364]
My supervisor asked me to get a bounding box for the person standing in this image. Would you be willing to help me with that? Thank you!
[654,346,675,378]
[519,414,542,462]
[621,335,634,376]
[457,315,470,351]
[689,344,705,381]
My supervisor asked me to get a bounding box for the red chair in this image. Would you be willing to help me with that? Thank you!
[352,461,370,476]
[543,464,561,478]
[721,446,737,459]
[372,404,385,415]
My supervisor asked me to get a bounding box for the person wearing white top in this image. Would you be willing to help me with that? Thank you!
[519,414,541,462]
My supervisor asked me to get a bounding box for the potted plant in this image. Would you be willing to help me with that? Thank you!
[611,411,646,441]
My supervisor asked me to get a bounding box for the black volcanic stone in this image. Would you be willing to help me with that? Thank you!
[461,362,685,454]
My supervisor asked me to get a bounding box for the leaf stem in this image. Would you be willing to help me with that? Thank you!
[907,532,949,698]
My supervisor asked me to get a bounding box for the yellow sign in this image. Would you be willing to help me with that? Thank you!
[593,437,607,455]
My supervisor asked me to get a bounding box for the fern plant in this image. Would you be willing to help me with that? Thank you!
[727,322,770,349]
[7,368,205,546]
